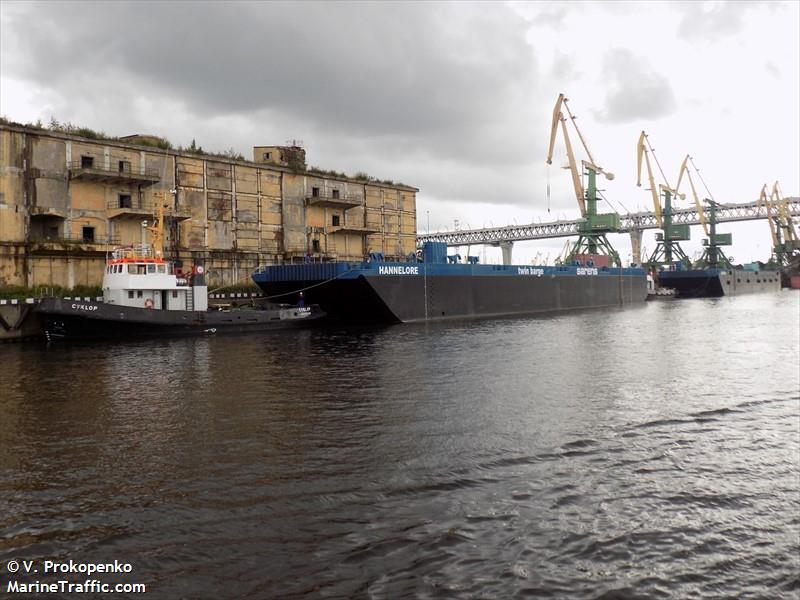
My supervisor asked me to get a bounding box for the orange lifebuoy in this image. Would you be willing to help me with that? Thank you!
[144,298,154,309]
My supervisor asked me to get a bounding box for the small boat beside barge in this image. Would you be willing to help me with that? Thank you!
[36,207,323,341]
[37,296,321,341]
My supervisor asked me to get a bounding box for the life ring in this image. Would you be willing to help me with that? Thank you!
[195,265,205,275]
[144,298,154,309]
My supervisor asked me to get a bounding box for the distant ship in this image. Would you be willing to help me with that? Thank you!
[252,242,648,323]
[657,266,781,298]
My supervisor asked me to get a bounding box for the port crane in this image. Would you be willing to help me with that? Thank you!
[758,181,800,267]
[546,94,621,266]
[636,132,691,268]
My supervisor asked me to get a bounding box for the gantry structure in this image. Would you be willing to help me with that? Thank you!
[416,197,800,264]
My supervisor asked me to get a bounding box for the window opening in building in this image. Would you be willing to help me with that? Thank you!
[47,226,59,239]
[332,215,340,227]
[172,290,178,298]
[81,155,94,168]
[312,187,320,198]
[332,189,340,199]
[263,152,271,160]
[119,194,132,209]
[128,291,134,299]
[118,160,131,173]
[137,290,143,298]
[82,227,95,243]
[312,239,321,253]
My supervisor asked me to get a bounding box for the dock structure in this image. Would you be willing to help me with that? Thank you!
[0,123,418,289]
[417,198,800,264]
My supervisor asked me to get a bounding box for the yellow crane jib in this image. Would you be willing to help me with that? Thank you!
[773,181,799,248]
[636,131,663,229]
[675,154,709,236]
[546,93,614,218]
[756,183,779,248]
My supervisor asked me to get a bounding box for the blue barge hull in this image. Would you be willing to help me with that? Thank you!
[252,261,648,323]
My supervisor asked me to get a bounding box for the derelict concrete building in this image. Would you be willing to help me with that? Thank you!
[0,123,418,289]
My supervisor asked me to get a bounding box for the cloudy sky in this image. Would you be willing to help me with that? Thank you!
[2,1,798,264]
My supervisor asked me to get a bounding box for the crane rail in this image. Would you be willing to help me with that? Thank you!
[416,198,800,246]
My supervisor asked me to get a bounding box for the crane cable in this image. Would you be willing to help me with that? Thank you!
[546,164,551,213]
[644,135,671,190]
[688,156,715,203]
[598,189,630,215]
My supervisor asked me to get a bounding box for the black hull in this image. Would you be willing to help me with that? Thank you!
[256,273,647,323]
[36,298,323,340]
[658,270,782,298]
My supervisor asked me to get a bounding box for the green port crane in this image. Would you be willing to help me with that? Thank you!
[693,198,733,270]
[636,132,691,269]
[546,93,621,266]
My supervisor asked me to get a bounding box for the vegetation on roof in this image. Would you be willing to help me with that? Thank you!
[0,115,411,187]
[0,115,245,160]
[309,166,409,188]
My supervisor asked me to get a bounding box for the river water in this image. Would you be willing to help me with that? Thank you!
[1,292,799,599]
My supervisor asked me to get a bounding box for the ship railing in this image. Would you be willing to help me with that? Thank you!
[111,244,155,260]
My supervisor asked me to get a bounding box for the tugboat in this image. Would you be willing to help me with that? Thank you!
[36,205,324,340]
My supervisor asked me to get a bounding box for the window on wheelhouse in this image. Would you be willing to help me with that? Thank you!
[147,264,156,274]
[157,264,166,273]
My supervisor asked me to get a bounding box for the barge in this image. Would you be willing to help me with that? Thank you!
[252,242,648,324]
[657,267,782,298]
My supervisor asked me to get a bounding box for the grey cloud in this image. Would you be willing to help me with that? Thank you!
[3,2,536,142]
[675,0,776,41]
[764,61,781,79]
[594,49,677,124]
[1,1,550,207]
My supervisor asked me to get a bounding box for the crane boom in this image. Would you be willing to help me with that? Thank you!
[636,131,663,228]
[773,181,799,244]
[757,184,779,248]
[546,93,614,218]
[675,155,709,236]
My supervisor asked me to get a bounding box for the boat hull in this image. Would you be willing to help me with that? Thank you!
[252,263,648,323]
[657,269,782,298]
[36,297,323,340]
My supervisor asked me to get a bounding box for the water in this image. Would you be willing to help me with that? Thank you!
[1,293,799,599]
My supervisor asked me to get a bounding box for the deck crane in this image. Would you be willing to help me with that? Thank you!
[546,93,621,266]
[635,132,691,268]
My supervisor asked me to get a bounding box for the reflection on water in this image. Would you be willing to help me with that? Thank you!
[1,293,799,598]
